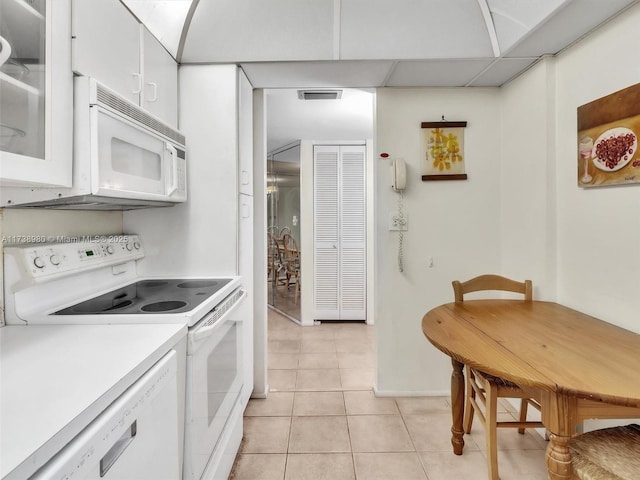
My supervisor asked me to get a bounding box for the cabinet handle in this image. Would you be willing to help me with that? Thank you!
[146,82,158,102]
[132,73,142,95]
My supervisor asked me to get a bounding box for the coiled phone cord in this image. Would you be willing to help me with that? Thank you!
[397,190,404,272]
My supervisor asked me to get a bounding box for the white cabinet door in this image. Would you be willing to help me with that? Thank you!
[72,0,141,105]
[0,0,73,188]
[237,69,253,195]
[313,145,366,321]
[141,27,177,126]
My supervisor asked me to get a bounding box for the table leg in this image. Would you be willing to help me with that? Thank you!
[450,358,465,455]
[545,433,572,480]
[542,392,575,480]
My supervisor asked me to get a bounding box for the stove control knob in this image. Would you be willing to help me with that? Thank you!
[33,257,45,269]
[106,246,114,255]
[133,241,140,250]
[50,255,61,266]
[126,243,133,251]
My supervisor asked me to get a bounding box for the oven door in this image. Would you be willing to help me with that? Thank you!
[183,292,246,480]
[93,106,186,202]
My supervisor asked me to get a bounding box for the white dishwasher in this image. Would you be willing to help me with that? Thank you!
[30,350,180,480]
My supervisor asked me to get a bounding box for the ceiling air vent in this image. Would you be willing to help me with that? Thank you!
[297,90,343,100]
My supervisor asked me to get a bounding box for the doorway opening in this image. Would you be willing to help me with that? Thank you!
[264,88,374,326]
[267,141,302,320]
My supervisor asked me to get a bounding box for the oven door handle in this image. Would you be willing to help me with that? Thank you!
[192,290,247,344]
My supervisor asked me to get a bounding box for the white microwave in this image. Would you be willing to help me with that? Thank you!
[1,77,187,210]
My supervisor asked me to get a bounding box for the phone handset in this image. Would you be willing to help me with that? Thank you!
[390,159,407,272]
[391,159,406,191]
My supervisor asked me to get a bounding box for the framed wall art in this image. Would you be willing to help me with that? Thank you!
[421,119,468,181]
[577,82,640,187]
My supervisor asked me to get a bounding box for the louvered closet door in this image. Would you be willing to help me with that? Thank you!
[314,147,340,319]
[339,146,366,320]
[314,145,366,321]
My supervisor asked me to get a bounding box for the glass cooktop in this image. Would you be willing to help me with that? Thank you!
[54,278,232,315]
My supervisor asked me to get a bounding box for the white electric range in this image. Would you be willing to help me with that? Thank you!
[3,235,248,480]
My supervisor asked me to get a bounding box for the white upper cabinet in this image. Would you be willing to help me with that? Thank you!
[0,0,73,188]
[71,0,177,126]
[141,27,177,126]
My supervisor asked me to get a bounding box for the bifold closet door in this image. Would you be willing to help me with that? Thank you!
[313,145,366,321]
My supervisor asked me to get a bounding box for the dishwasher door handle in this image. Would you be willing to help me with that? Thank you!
[99,420,137,477]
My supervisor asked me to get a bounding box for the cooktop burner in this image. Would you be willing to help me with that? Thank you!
[54,278,232,315]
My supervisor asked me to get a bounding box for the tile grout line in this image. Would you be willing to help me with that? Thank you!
[396,403,433,480]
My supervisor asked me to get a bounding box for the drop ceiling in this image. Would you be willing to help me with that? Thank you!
[124,0,639,88]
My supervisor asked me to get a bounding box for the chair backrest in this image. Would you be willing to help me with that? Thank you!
[279,226,291,238]
[452,274,532,303]
[267,232,276,260]
[281,233,299,265]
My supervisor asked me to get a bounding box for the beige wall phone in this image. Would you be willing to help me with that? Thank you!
[391,158,406,191]
[390,159,407,272]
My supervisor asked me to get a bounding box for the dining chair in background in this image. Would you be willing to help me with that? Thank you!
[452,274,543,480]
[281,233,301,304]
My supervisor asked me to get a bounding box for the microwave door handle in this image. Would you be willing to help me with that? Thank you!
[166,142,179,195]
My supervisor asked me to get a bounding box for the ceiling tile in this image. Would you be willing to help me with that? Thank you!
[487,0,567,54]
[467,57,539,86]
[505,0,638,57]
[340,0,494,60]
[386,59,495,87]
[181,0,334,62]
[241,61,395,89]
[122,0,191,58]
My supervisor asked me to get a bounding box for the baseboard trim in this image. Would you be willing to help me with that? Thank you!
[373,386,450,397]
[250,385,270,399]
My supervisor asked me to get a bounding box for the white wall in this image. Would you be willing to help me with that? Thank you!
[375,2,640,396]
[554,7,640,333]
[501,4,640,333]
[500,58,558,300]
[375,87,502,395]
[124,65,239,277]
[252,89,269,398]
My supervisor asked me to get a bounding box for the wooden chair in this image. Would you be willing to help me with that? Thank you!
[453,274,543,480]
[569,424,640,479]
[267,233,279,285]
[281,233,301,304]
[267,233,287,288]
[279,226,291,238]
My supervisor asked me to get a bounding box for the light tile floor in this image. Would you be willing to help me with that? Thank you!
[230,310,548,480]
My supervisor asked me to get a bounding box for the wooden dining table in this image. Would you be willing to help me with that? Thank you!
[421,299,640,480]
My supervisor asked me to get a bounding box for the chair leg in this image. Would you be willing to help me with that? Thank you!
[485,383,500,480]
[294,275,300,304]
[463,366,475,434]
[518,399,529,434]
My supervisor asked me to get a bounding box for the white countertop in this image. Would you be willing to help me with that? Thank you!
[0,323,187,480]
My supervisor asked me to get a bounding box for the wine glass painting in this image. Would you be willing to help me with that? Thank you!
[577,82,640,187]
